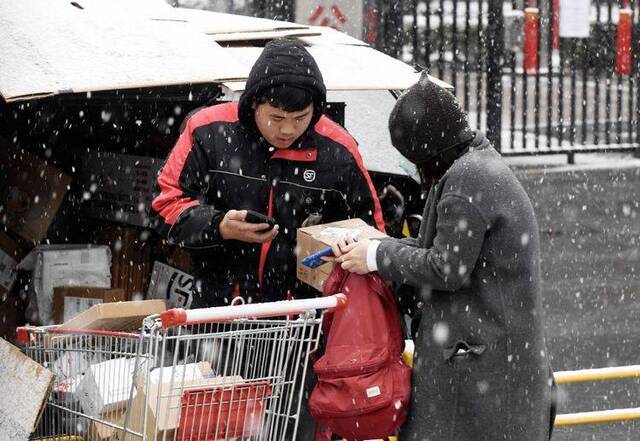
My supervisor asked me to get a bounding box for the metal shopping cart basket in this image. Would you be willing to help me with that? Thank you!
[19,294,346,441]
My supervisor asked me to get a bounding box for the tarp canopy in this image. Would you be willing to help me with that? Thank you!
[221,45,448,97]
[1,1,450,103]
[0,0,246,102]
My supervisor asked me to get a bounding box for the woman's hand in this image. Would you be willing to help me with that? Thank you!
[327,237,372,274]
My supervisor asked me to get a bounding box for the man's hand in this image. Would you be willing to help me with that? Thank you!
[219,210,279,243]
[327,237,371,275]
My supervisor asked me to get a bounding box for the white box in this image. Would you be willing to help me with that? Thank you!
[76,357,146,417]
[146,261,194,309]
[17,245,111,325]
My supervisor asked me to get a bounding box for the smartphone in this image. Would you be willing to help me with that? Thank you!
[245,210,276,230]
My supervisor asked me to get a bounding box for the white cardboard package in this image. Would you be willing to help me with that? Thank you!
[77,357,146,417]
[17,245,111,324]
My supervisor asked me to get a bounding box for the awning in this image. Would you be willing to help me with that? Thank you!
[0,0,246,102]
[1,0,451,103]
[221,45,449,95]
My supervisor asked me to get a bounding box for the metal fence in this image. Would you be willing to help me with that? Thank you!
[394,0,640,159]
[226,0,640,158]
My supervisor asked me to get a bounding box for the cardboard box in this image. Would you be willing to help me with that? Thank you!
[91,363,215,441]
[146,261,194,308]
[73,151,162,228]
[90,409,128,441]
[126,363,242,441]
[0,337,55,441]
[17,245,112,325]
[61,299,165,331]
[53,287,127,324]
[296,218,387,291]
[76,357,148,417]
[0,137,72,244]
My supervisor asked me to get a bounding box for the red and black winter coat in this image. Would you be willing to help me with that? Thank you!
[150,102,384,306]
[151,40,384,306]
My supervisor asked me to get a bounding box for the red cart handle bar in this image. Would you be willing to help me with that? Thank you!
[160,294,347,329]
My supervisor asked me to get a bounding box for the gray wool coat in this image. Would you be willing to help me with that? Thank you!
[376,132,553,441]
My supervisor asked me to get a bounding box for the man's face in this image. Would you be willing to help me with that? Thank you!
[253,102,314,149]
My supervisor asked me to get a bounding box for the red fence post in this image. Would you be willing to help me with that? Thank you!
[615,7,633,75]
[524,7,540,74]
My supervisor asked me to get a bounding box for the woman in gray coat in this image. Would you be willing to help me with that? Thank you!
[332,73,555,440]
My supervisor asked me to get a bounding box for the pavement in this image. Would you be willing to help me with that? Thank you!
[514,153,640,440]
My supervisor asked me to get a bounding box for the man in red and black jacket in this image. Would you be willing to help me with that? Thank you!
[150,39,385,307]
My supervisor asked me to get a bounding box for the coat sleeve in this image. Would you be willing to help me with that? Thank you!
[375,194,489,291]
[150,118,225,248]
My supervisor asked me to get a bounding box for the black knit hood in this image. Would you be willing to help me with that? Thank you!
[389,71,474,165]
[238,39,326,133]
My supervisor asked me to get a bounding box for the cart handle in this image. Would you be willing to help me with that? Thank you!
[160,294,347,328]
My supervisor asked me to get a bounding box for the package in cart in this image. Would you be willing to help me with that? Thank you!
[76,357,147,417]
[126,362,243,440]
[178,381,272,441]
[51,351,97,403]
[61,299,166,331]
[90,409,128,441]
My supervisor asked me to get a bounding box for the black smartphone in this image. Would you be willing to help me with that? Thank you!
[245,210,276,230]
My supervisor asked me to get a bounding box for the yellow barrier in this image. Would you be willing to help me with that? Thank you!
[555,408,640,426]
[554,365,640,384]
[554,365,640,426]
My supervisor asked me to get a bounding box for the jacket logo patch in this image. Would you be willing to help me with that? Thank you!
[303,169,316,182]
[366,386,381,398]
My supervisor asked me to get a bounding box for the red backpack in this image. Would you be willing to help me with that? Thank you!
[308,266,412,440]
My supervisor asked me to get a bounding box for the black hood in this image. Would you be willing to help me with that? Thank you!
[389,71,474,165]
[238,39,326,133]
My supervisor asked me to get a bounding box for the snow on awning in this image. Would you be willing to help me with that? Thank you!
[151,8,311,34]
[0,0,246,102]
[221,45,451,95]
[0,1,451,103]
[296,26,370,47]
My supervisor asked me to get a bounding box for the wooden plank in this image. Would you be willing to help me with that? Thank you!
[210,29,320,42]
[0,337,54,441]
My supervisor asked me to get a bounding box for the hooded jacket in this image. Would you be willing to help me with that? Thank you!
[150,40,385,306]
[376,132,553,441]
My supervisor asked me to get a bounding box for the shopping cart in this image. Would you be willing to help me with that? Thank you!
[19,294,345,441]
